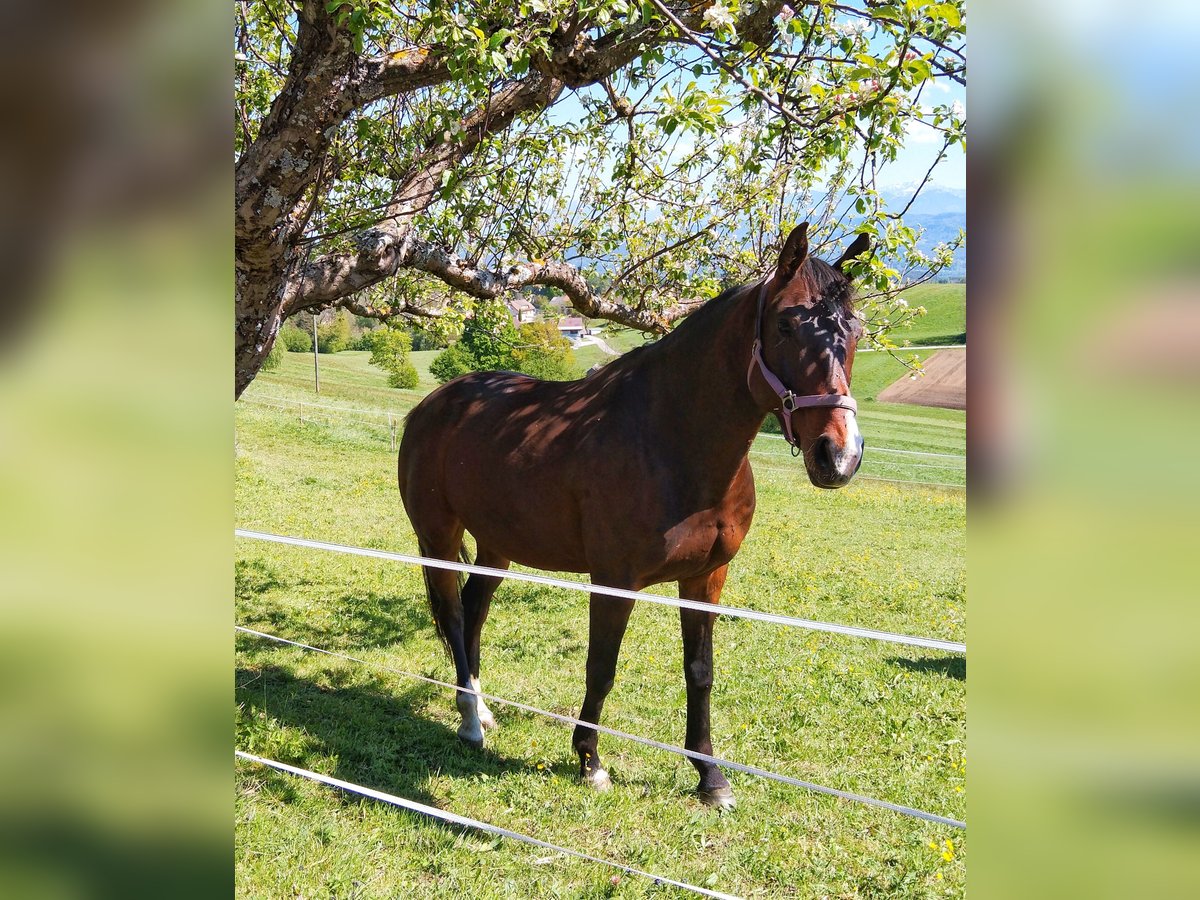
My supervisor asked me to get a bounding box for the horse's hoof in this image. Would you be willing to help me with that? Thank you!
[457,723,484,748]
[697,787,736,810]
[582,768,612,792]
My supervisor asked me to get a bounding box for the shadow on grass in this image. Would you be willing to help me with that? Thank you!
[888,656,966,680]
[236,664,526,815]
[236,556,437,650]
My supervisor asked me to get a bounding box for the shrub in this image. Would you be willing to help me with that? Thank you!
[429,341,474,384]
[279,321,312,352]
[387,366,419,389]
[261,337,284,371]
[367,326,420,389]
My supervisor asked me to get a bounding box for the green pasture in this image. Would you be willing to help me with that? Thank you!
[236,331,966,897]
[894,284,966,346]
[256,341,965,487]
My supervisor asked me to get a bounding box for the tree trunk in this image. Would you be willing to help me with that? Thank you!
[235,247,292,398]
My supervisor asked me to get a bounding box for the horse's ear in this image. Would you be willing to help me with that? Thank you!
[776,222,809,284]
[836,232,872,274]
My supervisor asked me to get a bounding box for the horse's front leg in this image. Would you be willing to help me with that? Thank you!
[572,588,637,791]
[678,566,735,809]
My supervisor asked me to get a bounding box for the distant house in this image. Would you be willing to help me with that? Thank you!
[548,295,572,314]
[557,316,586,342]
[506,298,537,325]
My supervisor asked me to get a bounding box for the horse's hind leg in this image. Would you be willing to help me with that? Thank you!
[572,585,637,791]
[415,524,487,748]
[678,566,734,809]
[462,546,510,731]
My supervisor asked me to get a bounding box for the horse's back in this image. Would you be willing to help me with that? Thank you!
[399,370,607,570]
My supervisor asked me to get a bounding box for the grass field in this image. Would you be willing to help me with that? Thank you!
[894,284,966,346]
[574,284,966,379]
[236,325,966,897]
[255,343,965,487]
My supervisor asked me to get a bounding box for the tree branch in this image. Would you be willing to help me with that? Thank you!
[353,46,452,105]
[290,225,706,333]
[236,1,453,249]
[275,1,788,334]
[643,0,801,127]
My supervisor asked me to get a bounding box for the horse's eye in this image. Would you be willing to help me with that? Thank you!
[776,317,794,336]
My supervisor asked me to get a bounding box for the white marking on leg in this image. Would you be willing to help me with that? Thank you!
[456,690,484,747]
[470,676,496,731]
[583,767,612,791]
[581,750,611,790]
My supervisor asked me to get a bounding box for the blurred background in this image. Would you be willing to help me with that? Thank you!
[0,0,1196,896]
[0,2,230,897]
[970,0,1200,896]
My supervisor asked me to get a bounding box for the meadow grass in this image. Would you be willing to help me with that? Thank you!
[257,345,966,487]
[894,285,966,346]
[236,343,966,897]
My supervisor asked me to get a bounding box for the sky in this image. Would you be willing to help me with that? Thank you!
[890,79,966,189]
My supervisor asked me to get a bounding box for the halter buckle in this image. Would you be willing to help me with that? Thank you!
[781,393,798,413]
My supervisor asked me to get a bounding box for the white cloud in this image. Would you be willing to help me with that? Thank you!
[904,118,941,144]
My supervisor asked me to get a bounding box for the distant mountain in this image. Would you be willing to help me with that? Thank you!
[565,182,966,281]
[881,182,966,217]
[880,183,966,280]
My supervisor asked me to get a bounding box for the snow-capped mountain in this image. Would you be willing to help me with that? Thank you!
[880,183,966,280]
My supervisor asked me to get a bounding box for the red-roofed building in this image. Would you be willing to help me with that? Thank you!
[505,298,537,324]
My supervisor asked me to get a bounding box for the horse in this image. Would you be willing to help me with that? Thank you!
[398,223,869,809]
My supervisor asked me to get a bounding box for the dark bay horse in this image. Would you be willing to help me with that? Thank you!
[398,224,869,808]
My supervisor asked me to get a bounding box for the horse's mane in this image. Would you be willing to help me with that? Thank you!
[799,256,856,314]
[678,255,856,331]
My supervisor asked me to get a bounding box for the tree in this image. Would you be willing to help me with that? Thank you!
[235,0,965,396]
[513,321,573,380]
[367,326,420,388]
[409,327,447,351]
[428,303,578,382]
[316,309,353,353]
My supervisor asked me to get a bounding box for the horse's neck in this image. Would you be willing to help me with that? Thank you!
[638,286,767,475]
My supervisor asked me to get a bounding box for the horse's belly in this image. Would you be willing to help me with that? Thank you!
[458,503,590,574]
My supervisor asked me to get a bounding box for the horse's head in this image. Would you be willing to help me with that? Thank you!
[752,223,870,489]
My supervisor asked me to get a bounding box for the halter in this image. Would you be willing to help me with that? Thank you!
[746,279,858,455]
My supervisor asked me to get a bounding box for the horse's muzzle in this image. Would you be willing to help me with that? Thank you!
[806,433,863,489]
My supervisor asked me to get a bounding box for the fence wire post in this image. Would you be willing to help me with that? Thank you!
[299,402,304,424]
[388,413,395,452]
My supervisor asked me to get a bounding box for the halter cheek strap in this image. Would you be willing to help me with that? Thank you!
[746,280,857,453]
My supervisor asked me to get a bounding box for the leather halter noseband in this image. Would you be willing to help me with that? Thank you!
[746,279,858,454]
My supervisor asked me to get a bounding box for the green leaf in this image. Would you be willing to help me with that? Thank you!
[930,3,962,27]
[905,58,932,81]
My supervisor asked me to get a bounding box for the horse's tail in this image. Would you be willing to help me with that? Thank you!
[420,539,473,654]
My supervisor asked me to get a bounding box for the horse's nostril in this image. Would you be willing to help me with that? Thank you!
[814,435,835,471]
